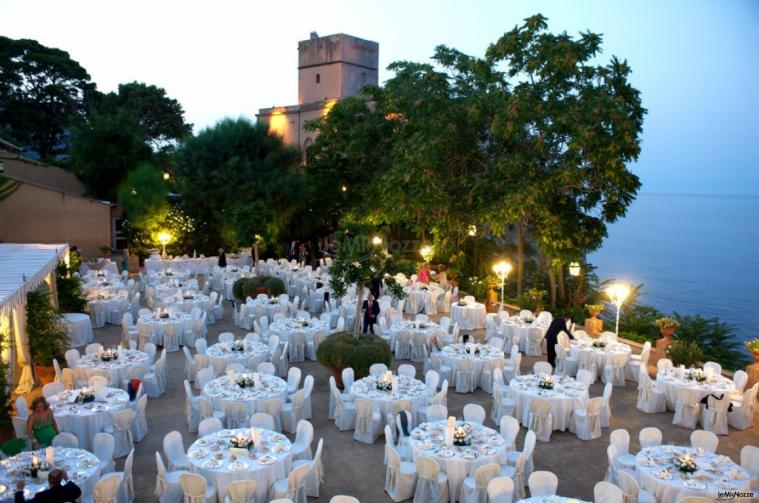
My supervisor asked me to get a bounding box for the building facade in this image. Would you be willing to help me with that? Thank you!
[257,33,379,155]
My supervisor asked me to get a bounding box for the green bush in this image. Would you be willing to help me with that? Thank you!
[55,262,88,313]
[26,289,70,366]
[262,277,286,296]
[619,331,657,345]
[665,340,704,368]
[232,278,248,302]
[316,332,392,378]
[672,312,750,371]
[232,276,287,302]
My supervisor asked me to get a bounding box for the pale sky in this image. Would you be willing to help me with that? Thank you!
[2,0,757,195]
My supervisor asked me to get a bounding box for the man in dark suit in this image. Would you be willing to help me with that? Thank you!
[362,292,381,334]
[544,313,574,368]
[218,248,227,268]
[15,469,82,502]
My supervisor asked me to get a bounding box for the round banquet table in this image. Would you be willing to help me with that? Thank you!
[246,298,291,322]
[450,302,487,330]
[188,427,292,503]
[48,387,129,451]
[350,375,427,426]
[73,349,150,386]
[137,312,192,346]
[569,340,632,380]
[206,341,271,375]
[202,374,288,415]
[147,269,191,286]
[441,344,505,391]
[407,420,509,503]
[0,448,101,502]
[635,445,752,503]
[656,367,735,411]
[389,320,441,349]
[87,293,128,328]
[60,313,94,348]
[268,318,330,344]
[153,281,199,299]
[81,279,124,296]
[499,318,548,353]
[159,293,211,314]
[403,284,444,314]
[509,374,589,431]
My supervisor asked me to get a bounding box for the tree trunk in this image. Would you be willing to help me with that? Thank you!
[353,283,365,339]
[535,249,544,290]
[547,259,557,310]
[557,263,566,303]
[517,223,525,296]
[254,243,259,276]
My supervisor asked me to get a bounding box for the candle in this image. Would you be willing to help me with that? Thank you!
[447,416,456,429]
[32,454,39,467]
[45,447,54,466]
[385,370,393,382]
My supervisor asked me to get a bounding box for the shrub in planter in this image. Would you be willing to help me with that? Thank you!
[317,332,392,381]
[232,278,248,303]
[262,277,286,296]
[26,289,70,377]
[55,262,87,313]
[665,340,704,368]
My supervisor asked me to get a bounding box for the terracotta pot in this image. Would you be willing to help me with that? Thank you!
[751,352,759,364]
[254,286,269,297]
[589,309,602,317]
[34,364,56,385]
[659,326,675,339]
[332,367,345,390]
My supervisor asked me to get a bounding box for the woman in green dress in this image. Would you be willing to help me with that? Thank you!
[26,396,59,448]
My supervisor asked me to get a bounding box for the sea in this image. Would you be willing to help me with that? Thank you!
[589,193,759,344]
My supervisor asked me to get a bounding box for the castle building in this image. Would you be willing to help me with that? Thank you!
[256,33,379,156]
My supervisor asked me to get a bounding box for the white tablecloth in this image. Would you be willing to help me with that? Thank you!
[81,279,125,296]
[87,294,128,328]
[246,299,291,322]
[407,420,509,503]
[61,313,94,348]
[48,387,129,451]
[0,448,101,502]
[147,269,191,286]
[350,375,427,426]
[451,302,487,330]
[188,428,291,503]
[81,260,119,275]
[499,319,548,352]
[635,446,752,503]
[152,281,199,300]
[656,368,735,410]
[389,320,441,349]
[509,374,589,431]
[206,342,271,375]
[137,313,192,345]
[202,374,288,415]
[268,318,330,344]
[159,294,211,314]
[73,350,150,386]
[569,341,632,379]
[403,284,444,314]
[442,344,505,390]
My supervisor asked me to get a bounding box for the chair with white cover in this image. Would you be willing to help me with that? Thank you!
[370,363,388,377]
[218,332,234,344]
[182,346,196,383]
[576,351,598,383]
[132,394,148,442]
[636,370,667,413]
[461,462,500,503]
[42,382,64,398]
[430,353,452,385]
[395,330,412,360]
[180,472,217,503]
[502,351,521,383]
[291,419,314,461]
[224,479,257,503]
[331,379,356,431]
[198,417,222,437]
[571,396,603,440]
[52,432,78,448]
[410,332,428,363]
[104,408,135,458]
[491,368,516,423]
[455,358,476,393]
[291,436,324,498]
[526,328,543,357]
[413,455,448,503]
[703,361,722,377]
[62,368,77,390]
[424,370,440,401]
[500,416,521,452]
[527,399,553,442]
[690,429,718,453]
[184,380,201,433]
[639,427,662,448]
[249,412,275,431]
[598,382,613,428]
[656,358,673,372]
[195,338,207,355]
[112,448,135,503]
[269,462,311,503]
[617,469,655,503]
[154,451,183,503]
[92,431,116,474]
[398,364,416,379]
[594,481,623,503]
[609,429,637,475]
[224,401,250,429]
[143,356,167,397]
[384,445,417,502]
[673,388,701,429]
[498,430,535,499]
[463,403,486,425]
[425,404,448,423]
[528,471,558,497]
[701,393,730,435]
[603,352,627,387]
[64,348,80,368]
[94,473,122,503]
[282,389,306,434]
[257,362,276,375]
[289,332,306,363]
[626,345,650,382]
[574,368,593,389]
[740,445,759,491]
[261,398,284,432]
[86,343,103,356]
[88,375,108,388]
[163,431,190,471]
[731,370,749,397]
[728,382,758,430]
[555,344,578,378]
[487,476,514,503]
[353,398,381,444]
[162,323,180,352]
[330,497,359,503]
[533,361,552,376]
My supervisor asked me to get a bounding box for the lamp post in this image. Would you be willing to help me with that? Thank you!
[492,260,513,310]
[606,282,630,337]
[158,231,171,258]
[420,245,433,263]
[372,236,382,246]
[568,262,581,277]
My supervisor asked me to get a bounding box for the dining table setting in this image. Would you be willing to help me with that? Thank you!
[509,374,589,431]
[73,347,150,386]
[350,373,428,425]
[86,291,128,328]
[205,340,271,375]
[202,372,288,415]
[655,366,735,410]
[441,343,505,391]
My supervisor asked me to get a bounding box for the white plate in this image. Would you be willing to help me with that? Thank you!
[228,460,249,471]
[217,430,234,437]
[683,480,707,490]
[189,449,207,459]
[258,455,276,465]
[204,458,223,468]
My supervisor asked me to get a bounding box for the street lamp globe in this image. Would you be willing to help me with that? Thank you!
[420,245,433,263]
[606,282,630,337]
[569,261,581,277]
[371,236,383,246]
[492,260,512,309]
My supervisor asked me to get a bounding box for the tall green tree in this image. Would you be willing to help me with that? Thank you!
[174,118,303,253]
[117,162,170,228]
[0,37,96,158]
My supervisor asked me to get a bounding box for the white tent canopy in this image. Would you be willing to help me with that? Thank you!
[0,243,68,393]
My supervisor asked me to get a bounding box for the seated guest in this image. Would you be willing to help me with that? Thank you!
[15,469,81,502]
[26,397,59,449]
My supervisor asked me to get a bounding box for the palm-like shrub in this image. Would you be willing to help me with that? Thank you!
[316,332,391,378]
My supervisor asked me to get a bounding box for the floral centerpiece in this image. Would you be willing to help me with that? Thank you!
[76,388,95,403]
[96,270,106,278]
[376,373,393,392]
[230,340,245,352]
[230,433,252,449]
[457,300,468,307]
[466,344,481,356]
[268,298,279,304]
[183,292,194,300]
[236,374,256,389]
[592,340,607,349]
[101,349,118,362]
[164,269,174,277]
[521,315,535,324]
[673,452,698,473]
[293,318,310,328]
[537,375,554,390]
[453,426,472,446]
[685,369,707,383]
[230,266,239,273]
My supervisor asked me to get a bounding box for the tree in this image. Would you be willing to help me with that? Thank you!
[0,37,96,158]
[117,162,170,228]
[173,118,303,253]
[68,109,153,200]
[99,82,192,150]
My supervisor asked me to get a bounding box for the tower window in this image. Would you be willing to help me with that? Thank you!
[316,74,320,84]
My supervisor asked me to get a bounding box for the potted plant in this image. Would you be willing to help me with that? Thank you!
[585,303,604,317]
[55,262,88,313]
[655,316,679,340]
[665,340,704,368]
[745,339,759,363]
[99,245,112,259]
[317,333,392,387]
[26,289,71,384]
[584,303,605,337]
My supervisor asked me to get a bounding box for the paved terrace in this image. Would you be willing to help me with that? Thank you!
[24,295,759,502]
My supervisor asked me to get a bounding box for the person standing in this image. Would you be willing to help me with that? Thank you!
[288,240,298,261]
[418,263,430,284]
[218,248,227,268]
[544,313,574,368]
[362,292,381,334]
